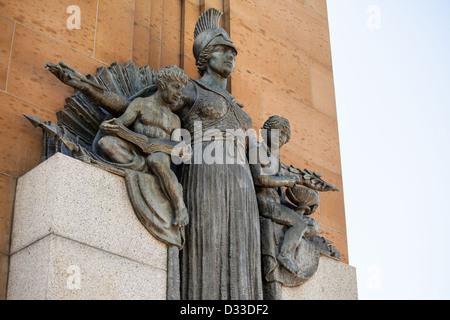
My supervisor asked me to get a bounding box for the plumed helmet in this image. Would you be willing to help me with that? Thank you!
[193,8,238,62]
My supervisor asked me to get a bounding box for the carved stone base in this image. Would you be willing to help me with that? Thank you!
[281,256,358,300]
[7,153,357,300]
[8,153,167,300]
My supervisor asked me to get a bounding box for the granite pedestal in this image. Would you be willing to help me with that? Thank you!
[7,153,357,300]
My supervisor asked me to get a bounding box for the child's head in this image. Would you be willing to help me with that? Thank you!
[262,115,291,148]
[154,65,189,104]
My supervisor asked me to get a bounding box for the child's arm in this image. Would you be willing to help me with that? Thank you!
[100,98,141,134]
[251,162,297,188]
[115,98,141,127]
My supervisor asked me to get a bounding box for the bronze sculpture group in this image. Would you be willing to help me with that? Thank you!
[26,8,340,300]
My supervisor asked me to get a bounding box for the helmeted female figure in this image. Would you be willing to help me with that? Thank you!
[43,7,264,300]
[172,8,263,300]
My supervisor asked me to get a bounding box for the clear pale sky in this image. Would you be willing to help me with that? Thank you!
[327,0,450,300]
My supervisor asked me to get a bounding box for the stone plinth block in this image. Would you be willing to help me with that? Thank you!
[8,153,167,300]
[8,152,357,300]
[282,256,358,300]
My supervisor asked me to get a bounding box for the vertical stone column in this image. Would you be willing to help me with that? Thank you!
[227,0,349,263]
[147,0,183,70]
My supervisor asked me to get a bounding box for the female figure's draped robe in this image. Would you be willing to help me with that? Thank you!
[179,79,263,300]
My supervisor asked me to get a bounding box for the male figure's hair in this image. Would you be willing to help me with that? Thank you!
[154,65,188,89]
[262,115,291,144]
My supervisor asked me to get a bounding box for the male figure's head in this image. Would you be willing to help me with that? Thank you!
[154,65,188,105]
[262,115,291,150]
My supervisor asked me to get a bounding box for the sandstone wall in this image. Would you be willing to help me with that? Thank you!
[0,0,346,299]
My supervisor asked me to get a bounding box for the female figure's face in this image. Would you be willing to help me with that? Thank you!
[208,45,236,78]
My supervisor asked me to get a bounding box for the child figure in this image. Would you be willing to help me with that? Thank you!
[98,65,189,227]
[252,115,320,275]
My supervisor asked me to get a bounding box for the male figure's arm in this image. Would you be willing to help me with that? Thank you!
[46,61,130,116]
[100,98,141,134]
[250,162,297,188]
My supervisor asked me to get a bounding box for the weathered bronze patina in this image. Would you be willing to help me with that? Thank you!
[251,115,339,299]
[25,8,340,300]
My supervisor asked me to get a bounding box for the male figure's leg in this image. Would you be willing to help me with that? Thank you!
[98,136,135,163]
[262,202,308,274]
[147,152,189,227]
